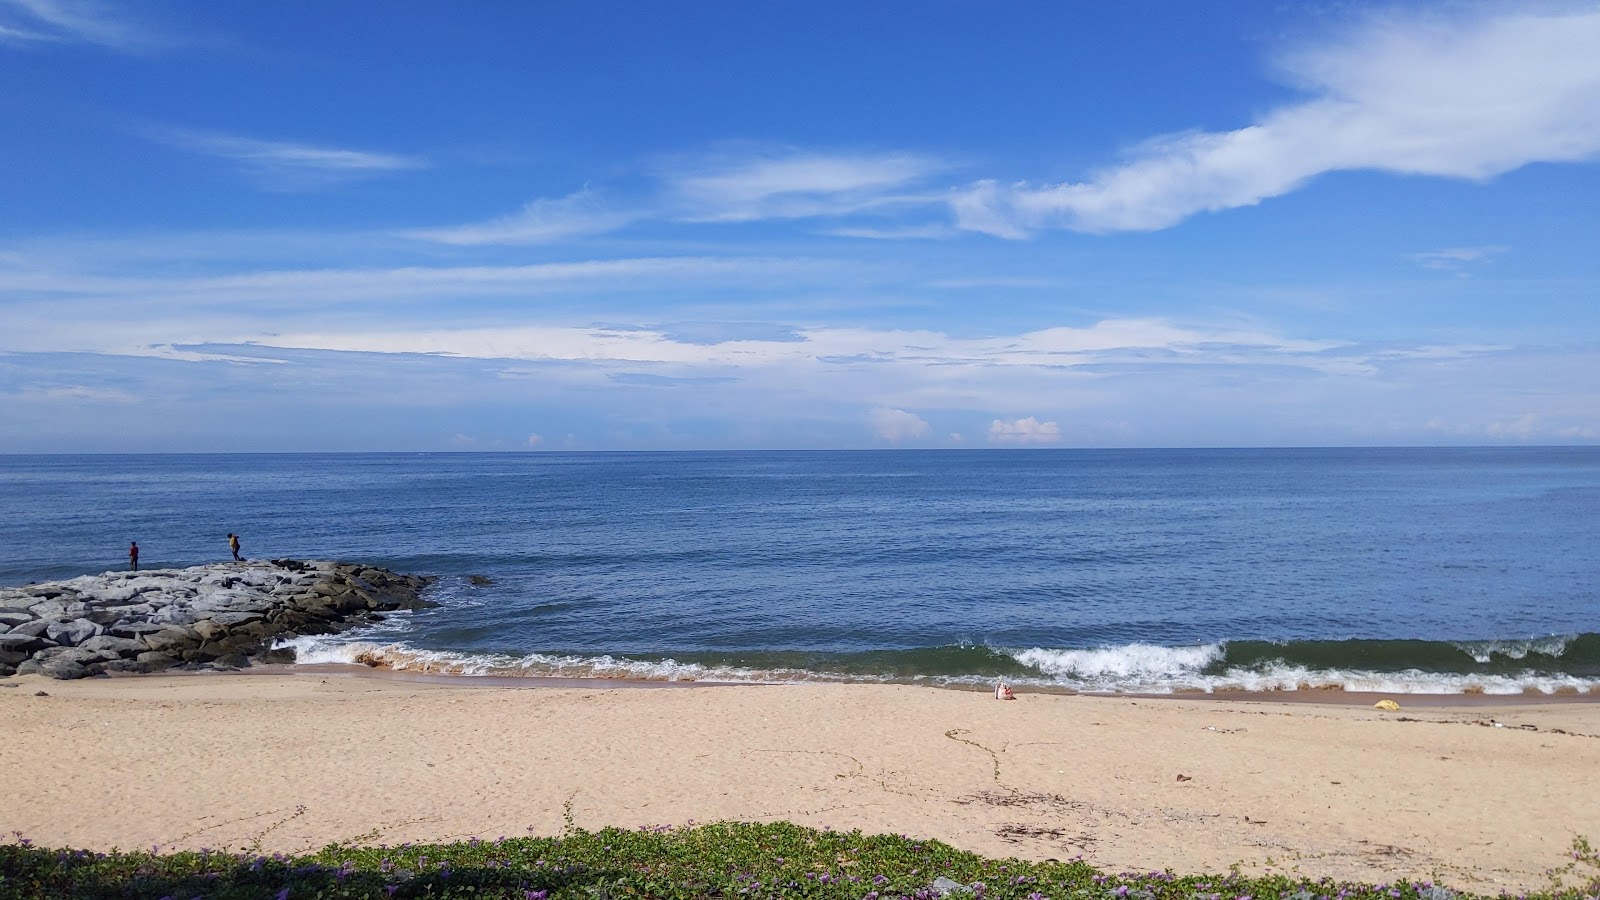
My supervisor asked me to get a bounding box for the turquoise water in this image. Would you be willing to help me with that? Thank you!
[2,448,1596,692]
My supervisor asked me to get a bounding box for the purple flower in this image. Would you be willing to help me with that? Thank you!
[275,890,290,900]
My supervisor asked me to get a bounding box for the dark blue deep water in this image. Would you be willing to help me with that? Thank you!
[2,449,1597,692]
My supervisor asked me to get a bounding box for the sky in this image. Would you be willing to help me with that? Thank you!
[2,1,1598,452]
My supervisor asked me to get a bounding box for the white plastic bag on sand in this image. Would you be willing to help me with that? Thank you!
[994,680,1015,700]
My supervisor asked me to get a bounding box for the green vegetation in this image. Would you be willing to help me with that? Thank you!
[2,822,1596,900]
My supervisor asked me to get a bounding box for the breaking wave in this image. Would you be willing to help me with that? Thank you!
[275,631,1600,695]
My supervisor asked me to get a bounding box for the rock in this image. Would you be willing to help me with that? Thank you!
[9,619,53,639]
[230,620,270,639]
[930,876,973,896]
[76,635,148,657]
[2,560,429,678]
[0,610,34,628]
[468,574,494,586]
[92,586,142,604]
[28,600,88,620]
[148,606,200,626]
[134,651,179,671]
[258,646,297,664]
[46,619,104,647]
[0,633,53,654]
[19,651,94,680]
[142,626,200,654]
[0,664,14,677]
[108,621,168,639]
[191,620,230,642]
[208,611,265,628]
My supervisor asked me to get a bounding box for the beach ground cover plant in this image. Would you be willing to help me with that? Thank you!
[2,822,1596,900]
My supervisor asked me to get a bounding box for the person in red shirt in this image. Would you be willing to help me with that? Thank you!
[129,541,139,572]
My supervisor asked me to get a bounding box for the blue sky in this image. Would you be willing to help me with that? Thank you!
[2,1,1598,452]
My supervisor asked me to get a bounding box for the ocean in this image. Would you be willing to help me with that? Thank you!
[1,448,1596,694]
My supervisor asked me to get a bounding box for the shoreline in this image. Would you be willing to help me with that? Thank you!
[131,660,1600,707]
[5,669,1596,893]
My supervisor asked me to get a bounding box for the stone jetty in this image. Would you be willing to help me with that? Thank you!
[0,559,433,680]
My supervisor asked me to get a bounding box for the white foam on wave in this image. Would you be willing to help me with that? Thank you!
[1013,643,1225,680]
[273,634,1599,695]
[1153,663,1596,695]
[1004,644,1598,694]
[1454,635,1574,664]
[275,635,828,684]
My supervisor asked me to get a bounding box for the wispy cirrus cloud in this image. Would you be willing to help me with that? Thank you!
[954,8,1600,236]
[409,149,953,246]
[1406,245,1508,272]
[668,150,944,223]
[0,0,164,51]
[405,188,638,245]
[154,128,426,190]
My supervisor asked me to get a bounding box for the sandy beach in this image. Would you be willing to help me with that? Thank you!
[3,670,1597,893]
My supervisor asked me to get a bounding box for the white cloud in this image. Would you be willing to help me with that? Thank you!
[0,255,844,312]
[869,407,931,442]
[408,188,638,245]
[0,0,162,51]
[820,224,955,240]
[0,21,49,41]
[155,128,425,189]
[450,433,476,447]
[525,433,544,447]
[955,9,1600,235]
[1485,413,1541,441]
[1407,245,1508,271]
[988,417,1062,445]
[670,151,942,222]
[9,384,138,403]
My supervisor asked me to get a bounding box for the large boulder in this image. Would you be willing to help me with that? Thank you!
[46,619,103,647]
[0,633,53,654]
[9,619,53,639]
[134,651,180,671]
[0,610,34,628]
[17,648,101,680]
[108,621,167,640]
[190,620,230,642]
[77,635,148,658]
[141,626,200,654]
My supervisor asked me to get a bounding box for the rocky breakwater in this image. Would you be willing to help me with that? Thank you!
[0,559,433,680]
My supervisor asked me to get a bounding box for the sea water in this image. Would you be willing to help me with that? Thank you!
[1,448,1596,693]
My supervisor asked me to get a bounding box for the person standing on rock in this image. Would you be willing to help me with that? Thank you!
[228,533,242,561]
[129,541,139,572]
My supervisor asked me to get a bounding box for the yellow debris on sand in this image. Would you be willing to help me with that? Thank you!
[1374,699,1401,711]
